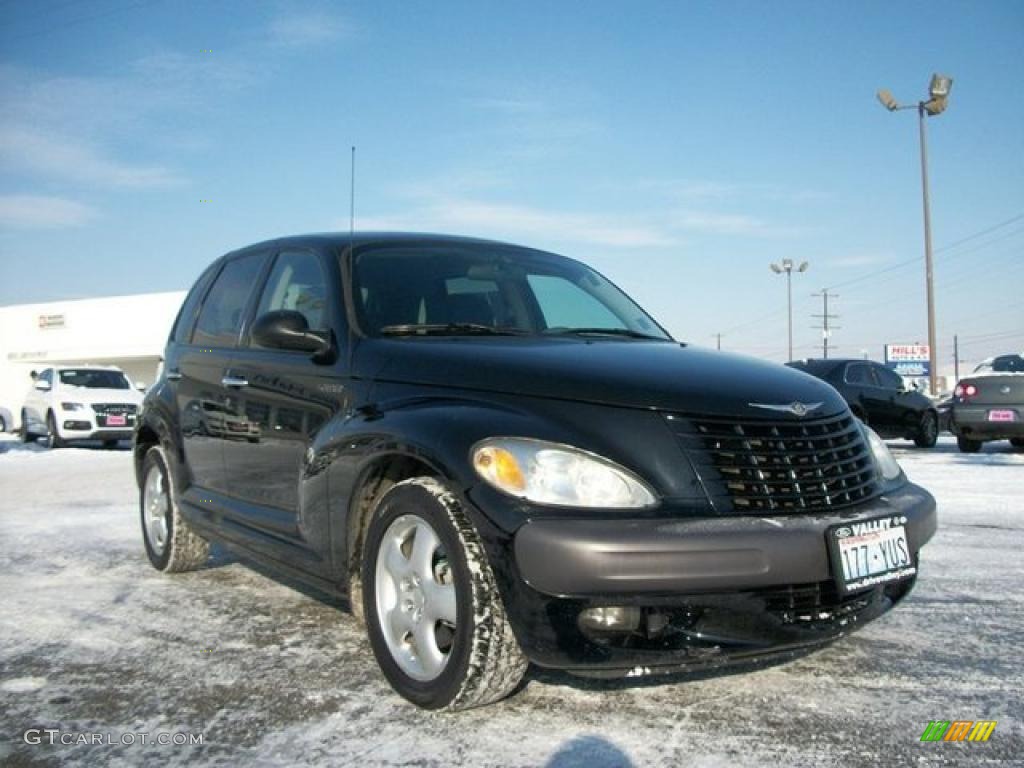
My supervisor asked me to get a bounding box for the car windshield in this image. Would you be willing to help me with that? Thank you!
[991,355,1024,373]
[351,244,671,340]
[59,369,131,389]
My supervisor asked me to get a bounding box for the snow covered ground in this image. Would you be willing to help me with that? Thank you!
[0,435,1021,767]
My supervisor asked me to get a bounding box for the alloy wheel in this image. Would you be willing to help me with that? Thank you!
[142,464,170,555]
[374,514,457,681]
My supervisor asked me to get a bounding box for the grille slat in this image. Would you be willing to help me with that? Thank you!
[667,411,881,513]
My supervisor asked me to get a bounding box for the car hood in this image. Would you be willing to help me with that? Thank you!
[55,387,143,405]
[360,338,848,419]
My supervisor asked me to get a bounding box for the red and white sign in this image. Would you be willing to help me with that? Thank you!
[885,344,930,363]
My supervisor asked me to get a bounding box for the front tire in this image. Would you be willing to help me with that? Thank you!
[957,436,982,453]
[46,412,67,448]
[1010,438,1024,449]
[140,445,210,572]
[363,477,527,710]
[914,411,939,448]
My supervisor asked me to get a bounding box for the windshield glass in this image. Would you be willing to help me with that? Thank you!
[59,369,131,389]
[992,355,1024,373]
[352,244,670,339]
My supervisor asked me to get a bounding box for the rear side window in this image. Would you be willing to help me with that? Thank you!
[874,366,904,390]
[254,250,330,336]
[844,363,872,385]
[191,253,265,348]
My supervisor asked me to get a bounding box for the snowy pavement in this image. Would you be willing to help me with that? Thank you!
[0,435,1022,767]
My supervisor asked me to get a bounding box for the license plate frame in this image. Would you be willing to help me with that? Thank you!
[827,515,916,595]
[987,409,1016,423]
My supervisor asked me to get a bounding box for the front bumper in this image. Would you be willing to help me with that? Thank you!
[951,406,1023,440]
[495,482,936,672]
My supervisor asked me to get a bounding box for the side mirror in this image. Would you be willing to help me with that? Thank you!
[34,379,51,391]
[251,310,332,358]
[30,370,38,380]
[135,381,147,392]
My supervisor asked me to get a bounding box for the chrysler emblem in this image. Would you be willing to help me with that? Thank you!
[749,401,824,417]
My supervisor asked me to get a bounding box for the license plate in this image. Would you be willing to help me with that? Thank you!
[828,516,916,594]
[988,410,1016,422]
[106,414,126,426]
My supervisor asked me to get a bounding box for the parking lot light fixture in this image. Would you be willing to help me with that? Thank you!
[770,259,809,362]
[877,73,953,395]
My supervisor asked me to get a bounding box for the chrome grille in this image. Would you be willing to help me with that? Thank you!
[91,403,138,415]
[667,411,880,513]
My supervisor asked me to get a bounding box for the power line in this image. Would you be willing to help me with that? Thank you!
[825,212,1024,292]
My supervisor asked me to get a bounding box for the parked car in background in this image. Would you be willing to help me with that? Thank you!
[135,233,936,710]
[950,353,1024,453]
[786,358,939,447]
[22,365,144,448]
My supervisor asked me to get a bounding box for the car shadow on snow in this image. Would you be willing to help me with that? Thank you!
[523,646,818,694]
[0,436,131,454]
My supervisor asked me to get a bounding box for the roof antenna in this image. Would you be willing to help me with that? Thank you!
[349,145,356,252]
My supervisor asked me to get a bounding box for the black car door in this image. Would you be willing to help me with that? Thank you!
[220,247,350,575]
[173,251,268,496]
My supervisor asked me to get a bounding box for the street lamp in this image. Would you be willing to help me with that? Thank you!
[770,258,809,362]
[876,72,954,395]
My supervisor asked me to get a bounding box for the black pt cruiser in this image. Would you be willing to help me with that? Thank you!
[134,233,937,710]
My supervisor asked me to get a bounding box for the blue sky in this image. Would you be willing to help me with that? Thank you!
[1,0,1021,369]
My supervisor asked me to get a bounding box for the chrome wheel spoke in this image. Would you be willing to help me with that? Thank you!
[384,535,410,580]
[425,581,457,625]
[410,523,440,580]
[142,465,169,555]
[413,620,445,677]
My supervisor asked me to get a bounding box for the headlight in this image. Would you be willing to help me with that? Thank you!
[862,425,902,481]
[60,402,85,411]
[471,437,658,509]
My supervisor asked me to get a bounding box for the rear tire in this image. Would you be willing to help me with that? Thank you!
[20,410,35,443]
[46,412,67,449]
[1011,438,1024,449]
[140,445,210,572]
[362,477,527,710]
[957,436,982,453]
[913,411,939,448]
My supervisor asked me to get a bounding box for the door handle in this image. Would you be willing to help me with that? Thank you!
[221,375,249,388]
[166,369,182,381]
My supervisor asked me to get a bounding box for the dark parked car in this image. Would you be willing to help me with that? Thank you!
[134,233,936,710]
[950,353,1024,453]
[786,358,939,448]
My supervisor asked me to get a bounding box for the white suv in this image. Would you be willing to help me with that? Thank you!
[22,365,144,448]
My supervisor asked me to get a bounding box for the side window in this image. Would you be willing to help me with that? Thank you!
[874,366,904,390]
[527,274,626,330]
[171,264,219,343]
[39,369,53,386]
[845,363,870,385]
[191,253,266,348]
[253,250,329,337]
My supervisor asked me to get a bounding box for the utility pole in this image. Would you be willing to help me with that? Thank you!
[953,334,960,384]
[811,289,840,359]
[714,333,723,350]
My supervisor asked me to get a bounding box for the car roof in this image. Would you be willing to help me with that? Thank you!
[223,231,542,258]
[786,358,855,376]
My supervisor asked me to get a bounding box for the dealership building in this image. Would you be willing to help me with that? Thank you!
[0,292,186,430]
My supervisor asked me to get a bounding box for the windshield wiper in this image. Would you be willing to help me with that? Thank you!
[543,327,670,341]
[379,323,527,337]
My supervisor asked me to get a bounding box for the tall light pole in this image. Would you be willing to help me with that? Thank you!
[770,258,809,361]
[877,73,953,396]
